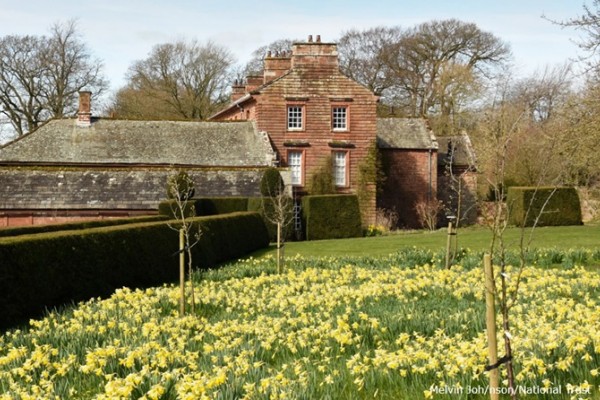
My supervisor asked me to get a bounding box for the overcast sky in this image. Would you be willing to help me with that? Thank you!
[0,0,586,95]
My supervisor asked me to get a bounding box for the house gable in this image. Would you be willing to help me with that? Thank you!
[212,36,379,207]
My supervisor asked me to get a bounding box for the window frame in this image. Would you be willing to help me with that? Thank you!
[287,104,305,131]
[331,105,349,132]
[332,150,350,188]
[287,150,305,186]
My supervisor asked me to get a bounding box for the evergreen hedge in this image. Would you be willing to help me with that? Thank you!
[260,167,284,196]
[0,212,268,329]
[507,187,582,227]
[157,200,196,219]
[0,215,167,238]
[158,197,250,218]
[194,197,249,216]
[248,197,295,241]
[301,194,362,240]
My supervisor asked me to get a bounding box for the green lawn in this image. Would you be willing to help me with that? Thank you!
[253,223,600,258]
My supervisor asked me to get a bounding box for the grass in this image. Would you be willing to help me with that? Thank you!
[253,223,600,259]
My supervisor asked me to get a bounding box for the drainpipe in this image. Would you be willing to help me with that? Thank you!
[428,148,433,202]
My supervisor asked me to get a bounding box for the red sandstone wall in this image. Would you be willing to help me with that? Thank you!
[255,76,377,188]
[437,169,478,226]
[0,211,156,228]
[378,149,438,229]
[213,40,380,225]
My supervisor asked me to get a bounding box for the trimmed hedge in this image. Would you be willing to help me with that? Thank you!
[0,212,268,329]
[301,194,362,240]
[248,197,295,241]
[157,200,196,219]
[194,197,249,216]
[0,215,167,238]
[507,187,582,227]
[158,197,250,218]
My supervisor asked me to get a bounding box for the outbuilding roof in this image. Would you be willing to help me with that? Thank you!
[0,119,275,167]
[0,168,264,210]
[376,118,438,150]
[437,134,477,168]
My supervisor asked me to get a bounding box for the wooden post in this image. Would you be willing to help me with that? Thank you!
[484,254,500,400]
[277,222,282,274]
[179,228,185,317]
[445,221,454,269]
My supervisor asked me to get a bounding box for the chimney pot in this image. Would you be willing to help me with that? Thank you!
[308,34,313,43]
[316,35,321,43]
[267,50,272,58]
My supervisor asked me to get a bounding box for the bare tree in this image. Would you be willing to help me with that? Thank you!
[338,26,402,97]
[474,68,570,398]
[439,133,478,265]
[510,63,573,123]
[112,40,234,120]
[260,168,294,273]
[166,171,201,316]
[243,38,296,76]
[545,1,600,73]
[385,19,511,122]
[263,187,294,274]
[555,81,600,187]
[0,20,107,137]
[42,21,107,118]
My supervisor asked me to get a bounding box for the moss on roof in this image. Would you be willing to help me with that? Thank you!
[0,119,275,167]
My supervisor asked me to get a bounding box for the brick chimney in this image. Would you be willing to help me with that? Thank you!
[291,34,338,71]
[231,79,246,102]
[263,50,291,84]
[77,91,92,127]
[245,75,264,93]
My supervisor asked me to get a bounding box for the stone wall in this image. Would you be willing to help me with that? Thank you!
[378,149,438,229]
[437,169,478,226]
[212,39,380,224]
[0,167,266,227]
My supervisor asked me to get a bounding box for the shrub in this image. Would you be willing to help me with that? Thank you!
[160,197,251,218]
[486,178,520,201]
[194,197,249,216]
[158,199,196,219]
[308,156,336,195]
[414,199,444,231]
[375,208,398,232]
[301,195,362,240]
[260,167,284,196]
[0,212,268,329]
[507,187,582,227]
[248,197,294,241]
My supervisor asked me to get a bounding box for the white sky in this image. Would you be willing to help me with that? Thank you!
[0,0,586,96]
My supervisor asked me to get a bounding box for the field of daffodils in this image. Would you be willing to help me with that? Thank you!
[1,252,599,399]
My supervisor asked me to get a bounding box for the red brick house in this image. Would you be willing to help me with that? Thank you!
[0,35,444,229]
[211,35,438,228]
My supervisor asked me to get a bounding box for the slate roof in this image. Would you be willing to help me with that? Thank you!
[376,118,438,150]
[0,119,275,167]
[437,134,477,167]
[0,168,264,210]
